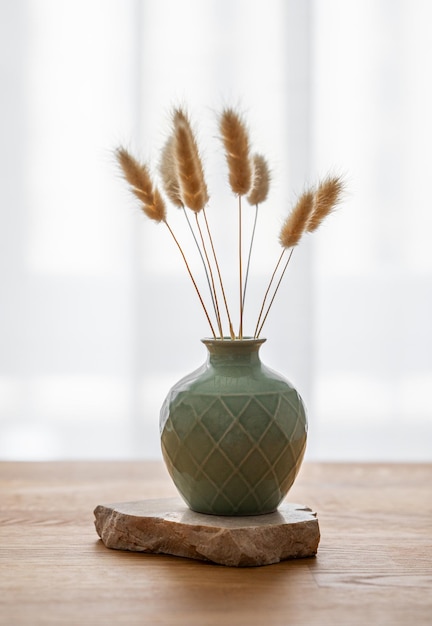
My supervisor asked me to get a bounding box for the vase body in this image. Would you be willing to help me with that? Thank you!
[160,338,307,516]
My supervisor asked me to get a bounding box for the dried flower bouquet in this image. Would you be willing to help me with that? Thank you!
[116,107,344,340]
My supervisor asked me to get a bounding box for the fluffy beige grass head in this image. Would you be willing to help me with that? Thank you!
[279,189,315,248]
[159,137,183,208]
[219,108,252,196]
[308,175,344,232]
[172,108,209,212]
[247,154,270,205]
[116,147,166,222]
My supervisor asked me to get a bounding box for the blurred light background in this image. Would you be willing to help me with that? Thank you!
[1,0,431,461]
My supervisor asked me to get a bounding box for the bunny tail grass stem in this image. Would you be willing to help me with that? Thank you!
[194,213,224,338]
[238,195,244,339]
[256,248,294,338]
[242,203,258,310]
[202,208,235,340]
[253,248,286,338]
[182,207,219,327]
[164,220,217,338]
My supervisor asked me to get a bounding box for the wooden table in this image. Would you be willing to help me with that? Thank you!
[1,462,431,625]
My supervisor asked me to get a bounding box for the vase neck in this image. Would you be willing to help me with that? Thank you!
[201,338,266,366]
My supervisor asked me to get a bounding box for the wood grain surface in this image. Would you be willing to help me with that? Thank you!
[0,461,431,625]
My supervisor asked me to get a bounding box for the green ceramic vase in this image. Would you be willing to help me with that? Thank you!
[160,338,307,516]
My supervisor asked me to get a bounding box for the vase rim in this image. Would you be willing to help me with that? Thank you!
[201,336,266,345]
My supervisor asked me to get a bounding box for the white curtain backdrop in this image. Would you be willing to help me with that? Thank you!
[1,0,431,461]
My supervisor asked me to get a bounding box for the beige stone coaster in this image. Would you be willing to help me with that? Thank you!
[94,498,320,567]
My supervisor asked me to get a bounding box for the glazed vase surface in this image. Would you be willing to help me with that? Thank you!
[160,338,307,516]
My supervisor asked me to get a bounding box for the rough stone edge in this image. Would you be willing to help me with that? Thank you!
[94,500,320,567]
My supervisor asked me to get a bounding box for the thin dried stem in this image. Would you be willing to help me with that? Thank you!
[182,207,219,326]
[242,155,270,312]
[173,109,209,212]
[164,220,216,338]
[117,147,215,336]
[238,195,244,338]
[202,208,235,340]
[242,204,258,310]
[254,189,315,338]
[194,213,223,337]
[219,108,252,196]
[307,175,344,232]
[253,248,285,338]
[161,129,220,328]
[256,248,294,338]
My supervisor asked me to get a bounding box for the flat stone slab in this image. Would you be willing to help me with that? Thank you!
[94,498,320,567]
